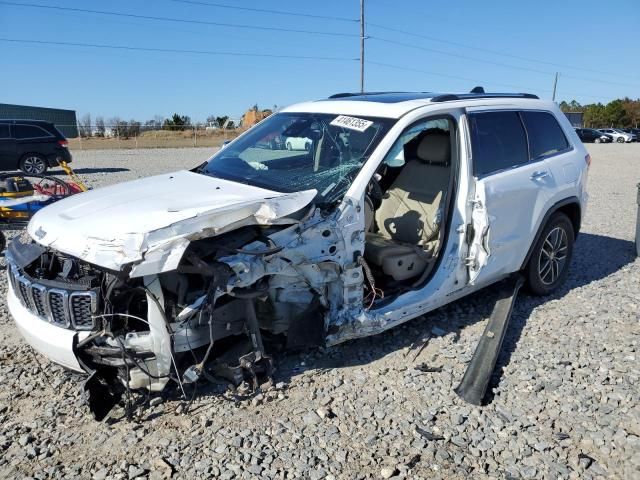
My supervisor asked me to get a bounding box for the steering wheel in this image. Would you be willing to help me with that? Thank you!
[364,175,383,232]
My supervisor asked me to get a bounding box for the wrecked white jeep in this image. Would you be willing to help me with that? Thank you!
[6,91,589,417]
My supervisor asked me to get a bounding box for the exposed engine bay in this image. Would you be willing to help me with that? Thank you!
[6,202,367,419]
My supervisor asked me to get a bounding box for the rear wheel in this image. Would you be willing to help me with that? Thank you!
[617,137,625,143]
[20,154,47,174]
[286,142,292,150]
[594,137,601,144]
[524,212,574,295]
[0,232,6,252]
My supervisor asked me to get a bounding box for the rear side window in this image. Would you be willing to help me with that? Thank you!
[520,111,569,159]
[14,124,53,140]
[0,124,10,139]
[469,111,529,176]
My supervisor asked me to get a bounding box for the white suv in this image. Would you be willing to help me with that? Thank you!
[598,128,635,143]
[6,91,589,414]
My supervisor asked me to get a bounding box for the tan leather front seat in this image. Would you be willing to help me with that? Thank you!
[365,128,451,281]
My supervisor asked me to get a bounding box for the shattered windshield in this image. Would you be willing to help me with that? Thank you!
[201,112,394,205]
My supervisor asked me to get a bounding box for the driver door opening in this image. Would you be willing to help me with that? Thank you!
[363,116,458,298]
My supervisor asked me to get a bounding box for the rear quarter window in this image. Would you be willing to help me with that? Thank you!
[14,124,53,140]
[520,111,569,159]
[469,111,529,177]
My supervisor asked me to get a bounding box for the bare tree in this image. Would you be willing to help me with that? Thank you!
[78,113,92,138]
[95,116,105,137]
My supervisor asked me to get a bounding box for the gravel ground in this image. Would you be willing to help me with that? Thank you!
[0,145,638,479]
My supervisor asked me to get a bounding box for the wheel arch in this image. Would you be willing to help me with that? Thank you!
[19,151,47,163]
[519,197,581,270]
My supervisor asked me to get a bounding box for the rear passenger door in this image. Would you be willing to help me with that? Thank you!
[0,124,17,170]
[14,123,56,152]
[465,109,558,284]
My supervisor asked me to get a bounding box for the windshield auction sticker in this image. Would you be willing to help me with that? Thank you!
[330,115,373,132]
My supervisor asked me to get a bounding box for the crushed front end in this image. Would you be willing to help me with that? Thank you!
[6,202,366,419]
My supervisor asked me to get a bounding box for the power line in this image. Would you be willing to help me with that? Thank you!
[367,60,537,91]
[370,36,640,89]
[371,37,553,75]
[366,22,640,81]
[0,1,358,38]
[165,0,358,23]
[0,38,358,61]
[367,61,614,101]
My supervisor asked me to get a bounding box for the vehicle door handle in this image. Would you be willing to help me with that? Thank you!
[530,170,549,180]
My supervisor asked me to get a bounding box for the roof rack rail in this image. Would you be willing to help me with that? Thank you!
[431,92,539,102]
[328,91,403,99]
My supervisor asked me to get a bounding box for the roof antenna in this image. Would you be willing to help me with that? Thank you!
[470,86,485,94]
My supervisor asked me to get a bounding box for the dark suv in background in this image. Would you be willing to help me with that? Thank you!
[0,120,72,174]
[575,127,612,143]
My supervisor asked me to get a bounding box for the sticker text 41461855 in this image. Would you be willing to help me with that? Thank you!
[330,115,373,133]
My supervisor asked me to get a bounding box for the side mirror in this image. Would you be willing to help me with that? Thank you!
[220,140,231,150]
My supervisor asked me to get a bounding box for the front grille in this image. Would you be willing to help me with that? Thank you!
[48,290,69,327]
[17,277,33,310]
[9,264,98,331]
[70,292,97,329]
[31,285,48,317]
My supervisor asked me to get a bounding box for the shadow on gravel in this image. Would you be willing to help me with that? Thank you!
[487,232,637,403]
[60,167,131,174]
[271,232,637,406]
[64,233,638,419]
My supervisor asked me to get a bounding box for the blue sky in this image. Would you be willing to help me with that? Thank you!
[1,0,639,122]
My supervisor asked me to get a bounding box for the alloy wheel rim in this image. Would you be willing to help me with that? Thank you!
[538,226,568,285]
[23,156,44,174]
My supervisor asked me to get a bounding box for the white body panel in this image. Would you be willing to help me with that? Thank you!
[27,170,315,274]
[7,281,89,372]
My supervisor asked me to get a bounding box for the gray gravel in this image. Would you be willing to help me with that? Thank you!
[0,144,638,479]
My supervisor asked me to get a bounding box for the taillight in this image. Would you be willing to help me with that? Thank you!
[58,139,68,147]
[585,154,591,167]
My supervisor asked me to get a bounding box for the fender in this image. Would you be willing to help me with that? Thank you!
[519,196,581,270]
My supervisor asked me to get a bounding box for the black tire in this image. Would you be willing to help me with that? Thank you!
[0,232,5,253]
[20,154,48,174]
[594,137,601,144]
[616,137,625,143]
[286,142,292,151]
[524,212,574,296]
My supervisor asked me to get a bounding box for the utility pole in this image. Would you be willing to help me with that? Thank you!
[552,72,559,102]
[360,0,365,93]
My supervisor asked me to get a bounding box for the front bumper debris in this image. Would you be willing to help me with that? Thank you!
[7,280,89,372]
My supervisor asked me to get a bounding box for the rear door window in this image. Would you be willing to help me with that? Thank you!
[520,111,569,159]
[469,111,529,177]
[0,124,10,139]
[14,124,53,140]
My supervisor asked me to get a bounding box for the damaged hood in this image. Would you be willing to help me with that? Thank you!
[27,170,316,275]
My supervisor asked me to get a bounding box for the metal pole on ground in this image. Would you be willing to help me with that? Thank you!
[636,183,640,257]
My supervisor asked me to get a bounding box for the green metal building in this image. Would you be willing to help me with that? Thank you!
[0,103,78,138]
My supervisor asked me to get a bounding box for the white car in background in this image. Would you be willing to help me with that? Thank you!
[284,136,312,150]
[597,128,635,143]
